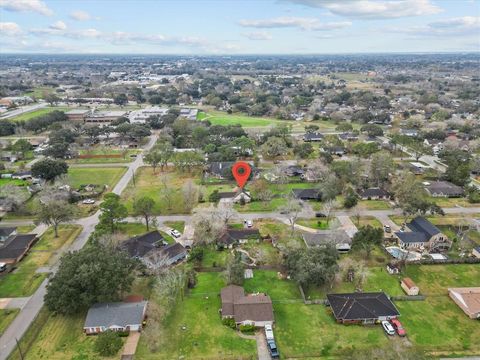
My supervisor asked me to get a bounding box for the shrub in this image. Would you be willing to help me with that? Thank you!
[222,317,236,329]
[239,324,256,334]
[94,330,123,356]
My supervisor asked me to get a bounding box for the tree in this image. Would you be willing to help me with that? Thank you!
[293,143,313,159]
[37,200,76,237]
[369,151,394,187]
[285,245,338,288]
[261,136,288,158]
[11,139,32,157]
[343,187,359,208]
[99,193,128,233]
[360,124,383,137]
[144,149,162,174]
[45,93,60,106]
[45,243,136,314]
[250,179,273,204]
[42,141,70,159]
[225,252,245,285]
[409,141,430,162]
[352,225,383,258]
[0,184,29,213]
[192,205,225,245]
[335,123,353,132]
[31,158,68,182]
[0,120,15,136]
[279,195,302,234]
[114,93,128,106]
[94,331,123,357]
[322,199,338,225]
[133,196,156,231]
[182,179,198,213]
[443,149,472,186]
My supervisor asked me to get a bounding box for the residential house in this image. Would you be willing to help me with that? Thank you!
[159,242,187,265]
[218,228,260,248]
[339,132,358,141]
[401,277,419,296]
[395,216,451,252]
[208,161,235,179]
[303,132,324,142]
[473,246,480,259]
[325,146,346,156]
[400,129,418,137]
[121,231,167,259]
[180,108,198,121]
[83,300,148,334]
[11,170,32,180]
[327,292,400,324]
[302,230,351,253]
[425,181,464,198]
[284,165,305,177]
[292,188,321,201]
[218,190,252,204]
[220,285,274,327]
[0,230,38,265]
[448,287,480,319]
[359,188,389,200]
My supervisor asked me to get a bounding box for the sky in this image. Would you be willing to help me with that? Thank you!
[0,0,479,54]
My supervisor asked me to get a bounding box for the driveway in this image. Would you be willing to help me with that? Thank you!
[255,332,271,360]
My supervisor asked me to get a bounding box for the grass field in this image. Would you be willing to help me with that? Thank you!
[358,200,392,210]
[8,307,122,360]
[0,225,82,297]
[297,218,330,229]
[135,272,257,359]
[68,149,140,164]
[16,224,36,233]
[122,167,198,215]
[0,178,28,186]
[351,215,383,228]
[430,196,478,208]
[163,221,185,233]
[67,167,126,189]
[0,309,19,336]
[7,106,69,122]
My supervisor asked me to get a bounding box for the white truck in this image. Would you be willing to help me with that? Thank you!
[264,324,274,340]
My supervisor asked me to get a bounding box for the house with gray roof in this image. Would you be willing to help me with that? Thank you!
[84,300,148,335]
[395,216,451,252]
[425,181,464,198]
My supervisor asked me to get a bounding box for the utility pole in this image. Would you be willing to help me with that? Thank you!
[15,337,24,360]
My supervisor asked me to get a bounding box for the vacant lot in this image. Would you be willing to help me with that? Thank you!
[351,215,383,228]
[135,272,257,359]
[8,307,121,360]
[68,149,140,164]
[122,167,198,215]
[357,200,392,210]
[0,225,82,297]
[67,166,126,189]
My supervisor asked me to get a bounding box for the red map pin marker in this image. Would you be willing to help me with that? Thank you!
[232,161,251,189]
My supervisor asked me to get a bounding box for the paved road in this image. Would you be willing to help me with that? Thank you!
[0,103,48,119]
[0,133,158,360]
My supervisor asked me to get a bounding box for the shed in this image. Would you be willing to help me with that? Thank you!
[401,277,419,296]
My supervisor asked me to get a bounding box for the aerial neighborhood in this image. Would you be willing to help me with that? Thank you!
[0,3,479,359]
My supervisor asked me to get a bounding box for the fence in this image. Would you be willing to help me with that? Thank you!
[78,154,124,159]
[391,295,426,301]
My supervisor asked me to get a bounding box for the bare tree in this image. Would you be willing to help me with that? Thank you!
[159,174,173,210]
[322,199,338,226]
[182,179,198,213]
[96,232,127,249]
[217,202,238,225]
[0,184,29,213]
[192,205,226,245]
[279,195,303,234]
[142,250,171,276]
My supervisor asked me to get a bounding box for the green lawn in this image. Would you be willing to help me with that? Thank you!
[201,111,288,128]
[201,246,231,268]
[67,167,126,189]
[351,215,383,229]
[244,270,302,301]
[135,272,257,359]
[163,221,185,233]
[396,297,480,355]
[430,196,478,208]
[7,106,69,122]
[358,200,392,210]
[296,219,330,229]
[16,224,36,233]
[68,149,140,164]
[0,225,82,297]
[0,309,19,336]
[0,178,28,186]
[121,167,196,215]
[257,220,305,249]
[8,307,121,360]
[234,198,287,212]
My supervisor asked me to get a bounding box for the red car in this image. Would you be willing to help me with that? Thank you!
[390,319,406,337]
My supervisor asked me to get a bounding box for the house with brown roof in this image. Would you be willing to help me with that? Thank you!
[448,287,480,319]
[218,228,260,248]
[220,285,274,327]
[401,277,419,296]
[0,229,38,265]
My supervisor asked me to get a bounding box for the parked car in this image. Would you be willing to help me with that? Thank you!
[390,319,406,337]
[82,199,95,205]
[384,225,391,233]
[0,262,6,272]
[382,320,395,336]
[170,229,181,238]
[264,324,274,340]
[267,339,280,359]
[245,220,253,228]
[315,212,326,218]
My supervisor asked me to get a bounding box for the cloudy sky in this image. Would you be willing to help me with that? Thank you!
[0,0,479,54]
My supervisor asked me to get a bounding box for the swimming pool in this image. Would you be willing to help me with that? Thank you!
[386,246,421,261]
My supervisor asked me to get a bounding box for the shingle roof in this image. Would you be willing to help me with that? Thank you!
[221,285,274,323]
[121,231,165,258]
[426,181,464,196]
[0,234,37,261]
[160,242,187,260]
[84,301,147,328]
[0,227,16,238]
[302,230,351,247]
[360,188,389,198]
[395,231,427,243]
[408,217,440,238]
[292,188,321,200]
[303,132,324,141]
[327,292,400,321]
[219,228,260,245]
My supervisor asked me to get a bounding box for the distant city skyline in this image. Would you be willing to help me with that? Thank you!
[0,0,479,54]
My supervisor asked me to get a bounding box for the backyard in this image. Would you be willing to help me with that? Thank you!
[67,166,127,189]
[0,225,82,297]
